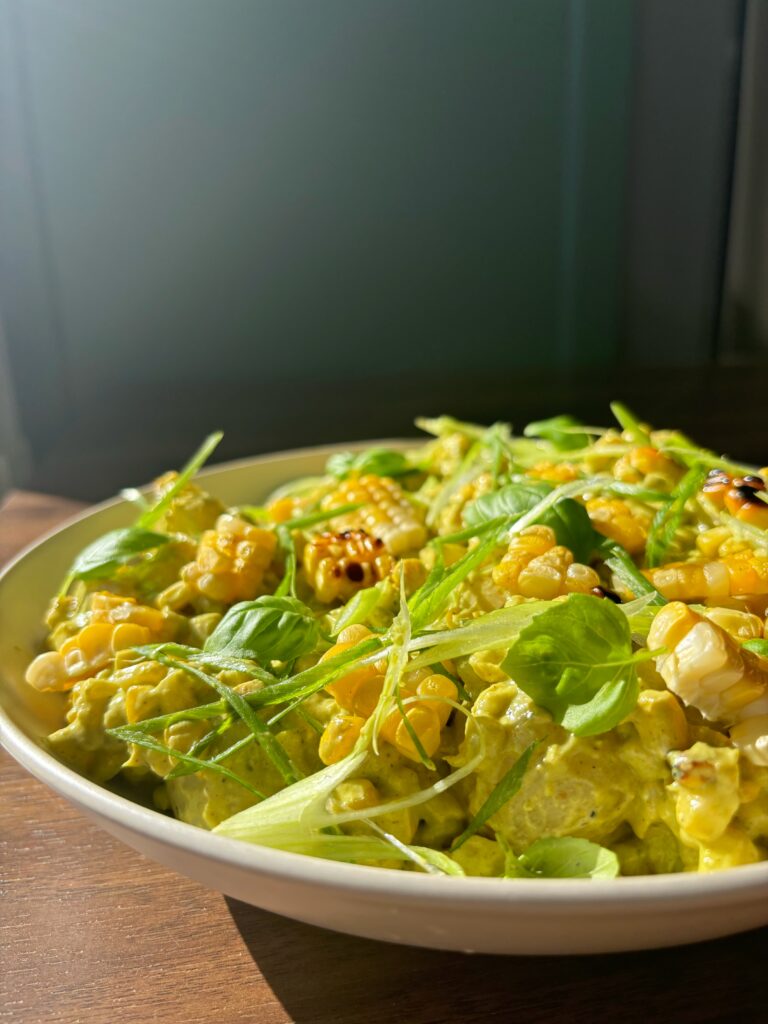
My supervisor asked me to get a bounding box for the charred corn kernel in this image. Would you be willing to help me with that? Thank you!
[493,525,599,599]
[527,461,580,483]
[318,713,366,764]
[668,743,741,844]
[702,470,768,527]
[303,529,393,604]
[393,706,442,762]
[415,674,458,727]
[644,551,768,601]
[648,602,768,762]
[586,497,650,555]
[180,514,277,603]
[323,475,427,556]
[613,445,682,488]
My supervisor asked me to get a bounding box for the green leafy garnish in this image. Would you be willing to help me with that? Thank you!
[742,639,768,657]
[540,498,601,563]
[503,594,645,736]
[646,464,707,567]
[504,837,619,879]
[524,414,590,451]
[451,743,536,851]
[408,530,501,630]
[601,541,667,605]
[332,584,387,636]
[61,527,170,592]
[137,431,223,529]
[463,481,551,528]
[204,596,320,664]
[610,402,652,446]
[326,448,412,479]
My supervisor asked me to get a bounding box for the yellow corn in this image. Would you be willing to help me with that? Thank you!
[613,445,682,489]
[585,497,650,555]
[323,475,427,556]
[648,602,768,763]
[24,591,175,695]
[644,551,768,601]
[702,471,768,529]
[180,513,277,603]
[492,525,600,598]
[318,713,366,764]
[527,461,580,483]
[303,529,393,604]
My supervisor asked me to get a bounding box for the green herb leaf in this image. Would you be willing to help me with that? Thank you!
[326,448,411,479]
[600,541,667,605]
[742,639,768,657]
[463,481,552,527]
[451,743,536,851]
[109,725,266,799]
[610,402,652,446]
[408,530,501,630]
[62,527,170,589]
[503,594,641,736]
[332,583,386,636]
[517,837,619,879]
[205,595,320,664]
[541,498,601,563]
[523,414,590,451]
[137,431,223,529]
[646,464,707,567]
[156,654,302,785]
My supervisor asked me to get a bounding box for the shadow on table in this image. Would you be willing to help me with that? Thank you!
[226,898,765,1024]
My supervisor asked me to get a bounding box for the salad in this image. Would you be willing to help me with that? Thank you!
[24,405,768,879]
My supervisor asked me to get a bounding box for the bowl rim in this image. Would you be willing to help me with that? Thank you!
[3,440,768,908]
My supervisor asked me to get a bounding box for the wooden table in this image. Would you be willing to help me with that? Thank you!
[1,491,766,1024]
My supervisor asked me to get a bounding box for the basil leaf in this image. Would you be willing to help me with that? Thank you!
[541,498,601,563]
[64,527,170,586]
[205,595,320,663]
[326,448,411,479]
[518,837,619,878]
[465,482,600,562]
[523,414,590,451]
[503,593,641,736]
[464,481,552,527]
[451,743,536,852]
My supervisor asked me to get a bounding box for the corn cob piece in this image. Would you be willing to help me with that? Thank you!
[492,525,600,600]
[702,470,768,529]
[644,550,768,602]
[323,475,426,556]
[586,497,651,555]
[647,602,768,764]
[303,529,393,604]
[180,513,277,603]
[527,461,580,483]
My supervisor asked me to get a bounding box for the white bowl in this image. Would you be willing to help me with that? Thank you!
[3,443,768,955]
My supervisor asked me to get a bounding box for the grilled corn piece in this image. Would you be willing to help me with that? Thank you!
[492,525,600,599]
[648,602,768,764]
[644,550,768,602]
[303,529,393,604]
[586,497,651,555]
[180,513,277,603]
[324,475,427,556]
